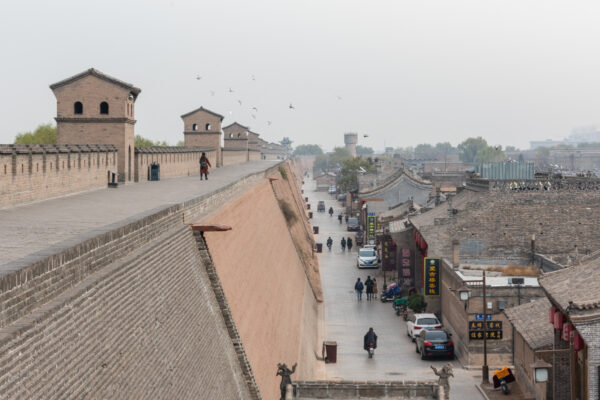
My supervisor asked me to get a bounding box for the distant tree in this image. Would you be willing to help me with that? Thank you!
[339,157,376,191]
[328,147,351,168]
[518,153,525,163]
[280,137,293,153]
[435,142,457,154]
[14,123,57,144]
[313,154,328,175]
[505,146,518,152]
[535,147,551,167]
[577,142,600,148]
[414,143,436,159]
[134,135,169,147]
[176,140,185,146]
[394,146,414,159]
[293,144,323,156]
[458,137,488,163]
[356,145,374,155]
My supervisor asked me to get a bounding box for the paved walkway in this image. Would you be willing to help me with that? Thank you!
[306,178,483,400]
[0,161,279,270]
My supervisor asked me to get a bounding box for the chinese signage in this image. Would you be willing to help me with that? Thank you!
[424,257,440,296]
[475,314,492,321]
[367,213,377,239]
[381,236,396,271]
[399,248,413,287]
[468,320,503,340]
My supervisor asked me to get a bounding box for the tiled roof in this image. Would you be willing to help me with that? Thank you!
[539,257,600,313]
[504,297,553,350]
[50,68,141,96]
[180,106,224,120]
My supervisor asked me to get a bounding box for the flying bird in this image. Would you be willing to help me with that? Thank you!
[252,106,258,112]
[251,74,256,81]
[238,100,243,106]
[229,88,235,93]
[337,96,342,100]
[267,121,272,126]
[363,134,369,138]
[289,103,295,110]
[228,110,233,115]
[196,75,202,80]
[210,90,215,96]
[251,114,256,119]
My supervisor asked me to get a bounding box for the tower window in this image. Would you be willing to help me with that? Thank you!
[237,133,241,138]
[100,102,109,114]
[192,123,198,131]
[74,101,83,114]
[229,133,233,138]
[206,123,211,130]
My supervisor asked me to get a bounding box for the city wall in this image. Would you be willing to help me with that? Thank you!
[223,148,249,166]
[0,144,117,209]
[201,162,323,400]
[0,160,321,399]
[134,146,217,181]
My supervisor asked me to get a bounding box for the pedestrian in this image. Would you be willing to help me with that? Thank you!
[372,278,378,299]
[347,237,353,251]
[199,152,212,180]
[345,214,349,223]
[354,278,364,301]
[365,276,374,301]
[341,237,346,251]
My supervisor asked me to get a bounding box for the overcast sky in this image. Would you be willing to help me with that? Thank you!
[1,0,600,151]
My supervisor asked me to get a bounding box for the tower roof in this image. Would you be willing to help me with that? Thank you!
[223,122,249,131]
[50,68,141,98]
[180,106,224,121]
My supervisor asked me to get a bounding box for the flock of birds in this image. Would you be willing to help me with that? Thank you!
[194,73,350,132]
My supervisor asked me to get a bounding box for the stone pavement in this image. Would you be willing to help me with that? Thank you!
[305,178,483,400]
[0,160,279,270]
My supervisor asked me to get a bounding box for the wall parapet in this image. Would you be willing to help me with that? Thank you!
[294,380,439,399]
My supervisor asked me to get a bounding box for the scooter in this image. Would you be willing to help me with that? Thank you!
[493,367,515,395]
[367,343,375,358]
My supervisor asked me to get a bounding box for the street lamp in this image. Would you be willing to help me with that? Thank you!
[531,359,551,383]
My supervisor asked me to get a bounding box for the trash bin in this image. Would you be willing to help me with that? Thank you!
[308,212,313,219]
[307,204,311,210]
[313,226,319,234]
[316,243,323,253]
[323,341,337,363]
[305,197,309,202]
[149,162,160,181]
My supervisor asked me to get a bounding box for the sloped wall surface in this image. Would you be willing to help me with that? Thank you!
[0,224,253,399]
[203,177,322,400]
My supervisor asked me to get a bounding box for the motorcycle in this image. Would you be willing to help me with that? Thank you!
[493,367,515,395]
[368,343,375,358]
[380,283,401,303]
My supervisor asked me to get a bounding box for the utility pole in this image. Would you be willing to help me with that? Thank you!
[482,270,489,384]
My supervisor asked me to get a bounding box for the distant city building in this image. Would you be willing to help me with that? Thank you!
[344,133,358,157]
[530,126,600,149]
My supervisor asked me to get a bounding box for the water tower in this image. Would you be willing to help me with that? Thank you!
[344,133,358,157]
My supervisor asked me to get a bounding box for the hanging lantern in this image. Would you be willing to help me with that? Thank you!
[549,306,556,324]
[562,323,573,342]
[553,310,564,330]
[573,332,584,351]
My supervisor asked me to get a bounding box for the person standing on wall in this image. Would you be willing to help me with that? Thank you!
[354,278,364,301]
[199,152,211,180]
[365,276,374,301]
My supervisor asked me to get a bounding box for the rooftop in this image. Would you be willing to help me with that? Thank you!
[504,297,553,350]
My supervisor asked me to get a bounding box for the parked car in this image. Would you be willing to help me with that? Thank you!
[347,217,360,231]
[355,231,364,246]
[317,201,326,212]
[415,329,454,360]
[357,246,379,269]
[406,313,441,341]
[337,193,347,202]
[328,186,337,194]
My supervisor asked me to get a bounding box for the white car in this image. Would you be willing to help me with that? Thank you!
[406,313,441,341]
[357,247,379,269]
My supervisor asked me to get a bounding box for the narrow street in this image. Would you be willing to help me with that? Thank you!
[305,177,483,400]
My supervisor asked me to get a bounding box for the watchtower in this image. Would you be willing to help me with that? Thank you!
[344,132,358,157]
[181,106,224,166]
[223,122,249,150]
[50,68,141,182]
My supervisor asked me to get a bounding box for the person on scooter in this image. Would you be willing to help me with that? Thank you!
[326,237,333,250]
[338,214,343,224]
[347,237,353,251]
[328,207,334,217]
[341,237,346,251]
[363,327,378,356]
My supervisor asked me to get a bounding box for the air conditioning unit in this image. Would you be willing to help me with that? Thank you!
[509,277,525,285]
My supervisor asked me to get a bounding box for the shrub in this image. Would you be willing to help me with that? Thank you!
[407,294,427,313]
[279,166,288,180]
[278,199,297,224]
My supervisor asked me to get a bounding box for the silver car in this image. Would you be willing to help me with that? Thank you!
[357,247,379,268]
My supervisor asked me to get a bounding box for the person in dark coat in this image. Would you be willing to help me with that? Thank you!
[363,327,378,350]
[354,278,364,301]
[347,237,353,251]
[365,276,374,301]
[199,152,212,180]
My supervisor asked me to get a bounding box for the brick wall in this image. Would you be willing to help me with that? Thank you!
[0,144,117,209]
[134,147,217,181]
[0,161,285,398]
[574,321,600,399]
[201,179,322,400]
[223,148,249,166]
[294,381,439,399]
[249,149,261,161]
[184,133,222,166]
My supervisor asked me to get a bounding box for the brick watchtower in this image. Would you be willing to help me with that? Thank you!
[181,107,224,167]
[50,68,141,183]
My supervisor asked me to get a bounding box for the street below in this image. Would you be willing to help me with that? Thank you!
[305,177,483,400]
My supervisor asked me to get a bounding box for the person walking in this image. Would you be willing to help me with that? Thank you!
[372,278,378,299]
[365,276,374,301]
[341,237,346,251]
[199,152,212,180]
[347,237,353,251]
[354,278,364,301]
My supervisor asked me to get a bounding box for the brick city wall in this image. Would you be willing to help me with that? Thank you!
[0,144,117,209]
[249,149,261,161]
[134,146,217,181]
[0,162,285,398]
[201,177,322,400]
[294,381,439,399]
[574,321,600,399]
[223,148,249,166]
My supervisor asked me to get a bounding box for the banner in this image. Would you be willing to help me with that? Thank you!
[399,248,413,287]
[381,236,396,271]
[367,212,377,240]
[424,257,440,296]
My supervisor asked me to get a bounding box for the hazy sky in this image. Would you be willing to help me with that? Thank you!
[2,0,600,151]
